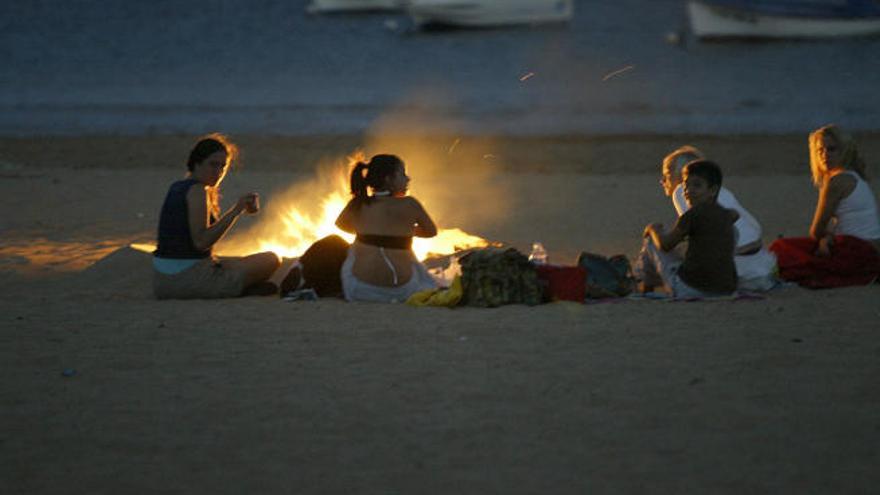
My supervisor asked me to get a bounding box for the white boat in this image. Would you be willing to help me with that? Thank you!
[307,0,403,14]
[688,0,880,39]
[408,0,573,28]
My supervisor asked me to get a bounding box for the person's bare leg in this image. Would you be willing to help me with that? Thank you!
[223,252,281,289]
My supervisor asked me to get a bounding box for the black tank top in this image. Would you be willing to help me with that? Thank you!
[356,234,413,250]
[154,178,213,259]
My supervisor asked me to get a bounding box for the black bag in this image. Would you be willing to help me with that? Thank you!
[576,252,634,298]
[281,235,350,298]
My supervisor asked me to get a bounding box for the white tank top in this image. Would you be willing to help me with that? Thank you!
[834,171,880,240]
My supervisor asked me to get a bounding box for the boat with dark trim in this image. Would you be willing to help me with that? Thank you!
[688,0,880,38]
[307,0,403,14]
[408,0,573,28]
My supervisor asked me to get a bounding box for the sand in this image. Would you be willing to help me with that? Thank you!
[2,134,879,494]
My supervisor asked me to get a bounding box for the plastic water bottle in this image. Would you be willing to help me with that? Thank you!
[529,242,548,265]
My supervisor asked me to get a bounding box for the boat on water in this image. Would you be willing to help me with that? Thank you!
[307,0,403,14]
[408,0,573,28]
[688,0,880,38]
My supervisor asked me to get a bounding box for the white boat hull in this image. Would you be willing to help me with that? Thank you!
[408,0,573,28]
[688,1,880,38]
[307,0,402,14]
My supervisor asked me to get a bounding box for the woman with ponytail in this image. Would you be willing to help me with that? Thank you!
[153,134,280,298]
[334,153,438,302]
[769,125,880,288]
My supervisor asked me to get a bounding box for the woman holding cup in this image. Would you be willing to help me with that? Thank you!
[152,134,280,298]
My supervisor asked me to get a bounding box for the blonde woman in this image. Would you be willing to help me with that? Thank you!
[769,125,880,288]
[153,134,280,298]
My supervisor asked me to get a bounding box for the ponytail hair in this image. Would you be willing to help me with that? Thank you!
[349,160,370,201]
[347,153,404,208]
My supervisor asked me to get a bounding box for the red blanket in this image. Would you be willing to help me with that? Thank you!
[769,235,880,288]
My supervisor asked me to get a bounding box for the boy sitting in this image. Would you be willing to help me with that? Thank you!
[635,160,738,298]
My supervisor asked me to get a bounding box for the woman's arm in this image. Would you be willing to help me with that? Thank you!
[408,198,437,238]
[187,186,250,251]
[335,199,359,234]
[809,174,852,240]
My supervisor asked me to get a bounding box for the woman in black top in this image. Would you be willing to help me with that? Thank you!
[153,134,279,298]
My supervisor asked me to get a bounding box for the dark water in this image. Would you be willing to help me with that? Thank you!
[1,0,878,135]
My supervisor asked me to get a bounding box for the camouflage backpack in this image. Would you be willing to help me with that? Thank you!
[459,247,543,307]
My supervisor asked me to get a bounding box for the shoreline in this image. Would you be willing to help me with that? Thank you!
[4,132,880,175]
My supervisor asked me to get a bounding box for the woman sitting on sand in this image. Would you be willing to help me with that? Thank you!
[334,154,438,303]
[661,145,777,291]
[769,125,880,288]
[153,134,280,299]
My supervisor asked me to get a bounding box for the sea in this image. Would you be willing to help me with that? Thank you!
[1,0,879,136]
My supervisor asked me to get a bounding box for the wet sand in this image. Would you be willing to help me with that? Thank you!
[1,134,879,493]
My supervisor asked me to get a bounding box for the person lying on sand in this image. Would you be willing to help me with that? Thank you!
[635,160,738,299]
[770,124,880,288]
[152,134,280,299]
[334,153,438,303]
[660,145,776,291]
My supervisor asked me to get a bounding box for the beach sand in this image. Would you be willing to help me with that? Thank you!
[2,134,879,493]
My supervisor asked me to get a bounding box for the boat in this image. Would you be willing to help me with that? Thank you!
[408,0,573,28]
[307,0,403,14]
[688,0,880,39]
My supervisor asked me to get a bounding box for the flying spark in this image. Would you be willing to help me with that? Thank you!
[448,138,461,154]
[602,65,635,81]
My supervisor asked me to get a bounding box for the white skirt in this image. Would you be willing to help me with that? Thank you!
[340,247,437,303]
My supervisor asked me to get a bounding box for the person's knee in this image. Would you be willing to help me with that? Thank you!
[257,251,281,271]
[240,252,281,284]
[268,252,282,268]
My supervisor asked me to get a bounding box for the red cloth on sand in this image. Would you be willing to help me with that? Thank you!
[769,235,880,288]
[535,265,587,302]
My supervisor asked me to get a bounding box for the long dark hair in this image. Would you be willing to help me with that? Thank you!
[186,133,238,172]
[349,154,403,208]
[186,133,238,218]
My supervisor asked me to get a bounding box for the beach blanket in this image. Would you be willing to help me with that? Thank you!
[769,235,880,289]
